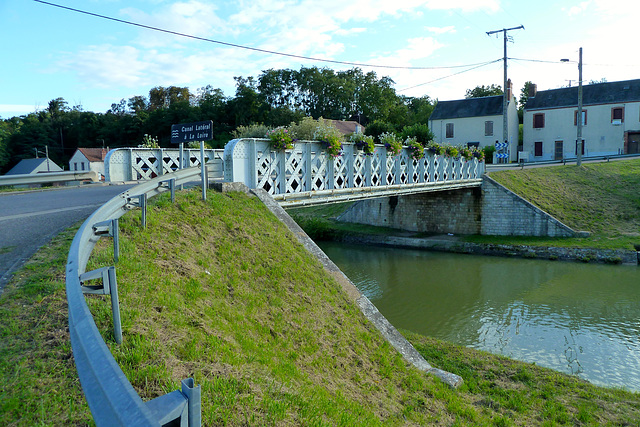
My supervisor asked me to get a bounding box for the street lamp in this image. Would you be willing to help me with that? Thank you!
[561,47,583,166]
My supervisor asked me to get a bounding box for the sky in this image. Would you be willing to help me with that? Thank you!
[2,0,640,119]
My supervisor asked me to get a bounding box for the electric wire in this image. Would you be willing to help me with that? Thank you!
[33,0,493,71]
[398,58,502,92]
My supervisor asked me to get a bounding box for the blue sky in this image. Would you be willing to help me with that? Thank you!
[2,0,639,118]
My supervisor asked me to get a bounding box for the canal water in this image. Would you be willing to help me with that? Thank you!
[318,242,640,392]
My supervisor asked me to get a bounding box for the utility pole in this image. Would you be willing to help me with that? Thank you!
[487,25,524,163]
[576,47,583,166]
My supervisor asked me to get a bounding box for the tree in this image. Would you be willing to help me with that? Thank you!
[465,84,503,98]
[518,81,536,123]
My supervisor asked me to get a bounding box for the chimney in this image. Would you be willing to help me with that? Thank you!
[528,83,537,98]
[506,79,513,101]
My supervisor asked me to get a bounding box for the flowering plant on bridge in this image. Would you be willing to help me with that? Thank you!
[405,137,424,161]
[350,133,375,155]
[266,127,294,150]
[379,132,402,156]
[459,146,474,161]
[426,142,445,155]
[472,147,485,161]
[314,127,343,158]
[445,145,459,158]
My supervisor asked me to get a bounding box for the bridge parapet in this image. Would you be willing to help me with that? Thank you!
[224,138,485,205]
[105,147,224,182]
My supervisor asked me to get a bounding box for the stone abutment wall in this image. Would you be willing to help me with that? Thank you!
[337,176,577,237]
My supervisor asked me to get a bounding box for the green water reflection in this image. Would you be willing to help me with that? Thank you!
[318,242,640,392]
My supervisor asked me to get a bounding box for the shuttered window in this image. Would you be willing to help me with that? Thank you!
[485,121,494,136]
[533,113,545,128]
[446,123,454,138]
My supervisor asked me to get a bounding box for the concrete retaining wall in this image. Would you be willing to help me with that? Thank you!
[337,175,578,238]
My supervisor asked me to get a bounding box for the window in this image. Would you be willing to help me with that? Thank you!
[534,141,543,157]
[612,107,624,123]
[575,139,585,155]
[81,163,85,171]
[73,162,77,170]
[533,113,545,128]
[484,121,494,136]
[574,110,587,126]
[446,123,454,138]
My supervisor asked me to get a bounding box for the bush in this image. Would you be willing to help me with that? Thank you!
[289,117,341,141]
[365,120,397,143]
[400,123,434,145]
[232,123,270,139]
[483,145,496,164]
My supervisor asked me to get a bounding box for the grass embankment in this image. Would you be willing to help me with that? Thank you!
[481,159,640,250]
[1,189,640,425]
[290,159,640,251]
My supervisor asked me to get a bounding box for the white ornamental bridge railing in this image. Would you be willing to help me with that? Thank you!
[223,138,485,207]
[105,147,224,182]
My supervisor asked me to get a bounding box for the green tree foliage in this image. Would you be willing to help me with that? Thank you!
[465,84,503,98]
[400,123,434,144]
[2,67,439,170]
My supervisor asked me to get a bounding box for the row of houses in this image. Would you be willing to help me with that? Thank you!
[6,148,108,178]
[429,78,640,162]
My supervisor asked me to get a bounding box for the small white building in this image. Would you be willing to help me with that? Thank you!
[523,79,640,161]
[69,148,108,179]
[5,157,63,175]
[429,90,519,162]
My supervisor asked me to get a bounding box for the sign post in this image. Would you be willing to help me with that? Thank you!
[171,120,214,200]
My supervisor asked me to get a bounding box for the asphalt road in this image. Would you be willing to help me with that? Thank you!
[0,183,135,293]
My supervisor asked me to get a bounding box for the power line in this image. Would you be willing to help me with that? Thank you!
[511,57,640,68]
[398,58,502,92]
[33,0,492,72]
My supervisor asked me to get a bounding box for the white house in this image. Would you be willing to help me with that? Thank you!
[5,157,63,175]
[429,86,519,162]
[69,148,108,179]
[523,79,640,161]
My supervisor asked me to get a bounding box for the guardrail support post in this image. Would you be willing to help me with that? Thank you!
[92,219,120,263]
[79,266,123,344]
[200,141,207,201]
[139,194,147,228]
[182,378,201,427]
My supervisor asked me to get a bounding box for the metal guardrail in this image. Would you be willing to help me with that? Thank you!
[65,165,214,426]
[0,170,100,186]
[487,153,640,170]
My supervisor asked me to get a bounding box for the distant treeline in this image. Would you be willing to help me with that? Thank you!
[0,66,436,173]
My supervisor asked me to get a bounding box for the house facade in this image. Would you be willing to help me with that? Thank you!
[5,158,63,175]
[429,92,519,162]
[523,79,640,161]
[69,148,108,179]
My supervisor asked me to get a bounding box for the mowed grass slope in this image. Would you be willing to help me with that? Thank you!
[1,188,639,426]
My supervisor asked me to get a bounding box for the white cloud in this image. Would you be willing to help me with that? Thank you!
[120,1,227,48]
[426,26,456,35]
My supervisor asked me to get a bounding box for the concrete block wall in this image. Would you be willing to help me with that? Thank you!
[480,176,576,237]
[337,176,577,237]
[337,188,482,235]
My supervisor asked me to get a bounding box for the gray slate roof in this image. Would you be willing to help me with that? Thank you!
[430,95,503,120]
[525,78,640,110]
[5,158,63,175]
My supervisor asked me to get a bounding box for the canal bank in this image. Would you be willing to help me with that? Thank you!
[336,232,640,266]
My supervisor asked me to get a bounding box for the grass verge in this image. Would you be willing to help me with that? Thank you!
[484,159,640,250]
[1,188,639,425]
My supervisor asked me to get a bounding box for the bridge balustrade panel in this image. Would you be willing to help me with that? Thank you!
[223,139,484,198]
